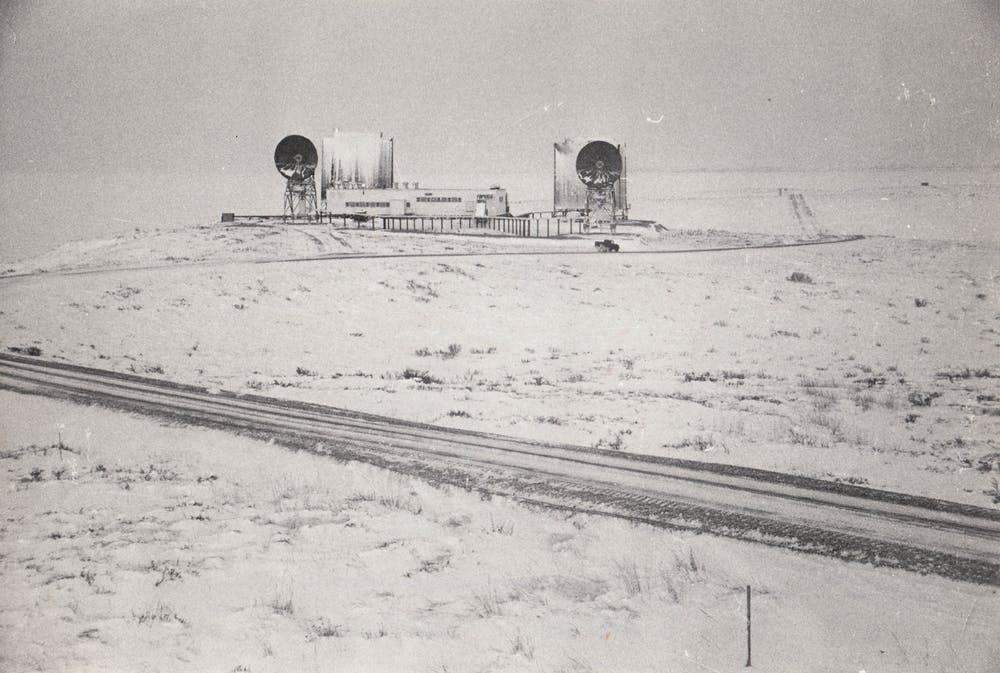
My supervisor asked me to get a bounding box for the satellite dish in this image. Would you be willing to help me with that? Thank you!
[575,141,622,189]
[274,135,318,181]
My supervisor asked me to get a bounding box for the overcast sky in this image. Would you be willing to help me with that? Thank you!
[2,0,998,179]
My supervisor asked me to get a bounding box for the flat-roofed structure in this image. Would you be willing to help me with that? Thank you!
[325,185,509,217]
[319,129,509,218]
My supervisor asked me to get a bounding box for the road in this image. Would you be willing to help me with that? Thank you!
[0,233,865,282]
[1,352,997,585]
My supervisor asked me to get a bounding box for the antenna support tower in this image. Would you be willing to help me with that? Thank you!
[283,180,317,222]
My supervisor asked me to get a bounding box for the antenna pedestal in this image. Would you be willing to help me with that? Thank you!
[585,186,618,230]
[283,179,318,222]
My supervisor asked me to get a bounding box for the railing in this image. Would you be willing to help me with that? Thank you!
[378,216,474,233]
[376,215,588,237]
[222,212,590,238]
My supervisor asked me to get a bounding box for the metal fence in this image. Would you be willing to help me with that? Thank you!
[376,215,588,237]
[221,213,590,238]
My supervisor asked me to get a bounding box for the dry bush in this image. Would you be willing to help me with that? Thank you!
[594,429,630,451]
[134,602,187,626]
[7,345,42,356]
[305,617,343,641]
[908,391,941,407]
[535,416,563,425]
[787,271,813,283]
[351,490,423,515]
[487,515,514,535]
[788,425,829,448]
[851,389,897,411]
[267,593,294,616]
[808,412,844,438]
[472,582,506,617]
[615,560,644,596]
[510,631,535,659]
[985,478,1000,504]
[399,368,443,385]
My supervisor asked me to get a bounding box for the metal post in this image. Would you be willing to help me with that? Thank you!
[746,585,752,667]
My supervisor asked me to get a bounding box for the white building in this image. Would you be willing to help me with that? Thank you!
[319,130,509,218]
[324,185,509,217]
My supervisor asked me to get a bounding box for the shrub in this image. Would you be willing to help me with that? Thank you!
[914,298,929,307]
[787,272,813,284]
[134,602,186,625]
[510,631,535,659]
[401,368,442,385]
[595,430,630,451]
[8,345,42,356]
[267,594,294,616]
[852,391,877,411]
[615,560,644,596]
[908,391,941,407]
[472,583,505,617]
[305,617,342,640]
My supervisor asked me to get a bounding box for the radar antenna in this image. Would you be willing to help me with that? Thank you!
[575,140,623,227]
[274,135,318,221]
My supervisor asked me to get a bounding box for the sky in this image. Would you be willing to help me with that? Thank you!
[2,0,999,182]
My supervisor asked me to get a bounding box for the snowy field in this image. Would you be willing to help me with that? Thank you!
[2,392,997,673]
[1,174,998,671]
[2,227,997,506]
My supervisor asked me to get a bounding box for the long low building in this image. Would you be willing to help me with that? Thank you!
[324,185,509,217]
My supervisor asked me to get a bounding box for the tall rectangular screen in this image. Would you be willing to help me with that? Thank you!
[321,131,394,198]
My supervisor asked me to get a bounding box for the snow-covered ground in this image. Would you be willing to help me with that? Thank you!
[1,178,999,671]
[1,225,998,506]
[2,392,997,673]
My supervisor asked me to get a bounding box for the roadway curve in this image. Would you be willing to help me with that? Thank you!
[0,233,865,282]
[1,353,997,585]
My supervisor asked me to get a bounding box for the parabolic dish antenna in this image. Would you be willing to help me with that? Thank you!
[575,140,622,189]
[274,135,318,181]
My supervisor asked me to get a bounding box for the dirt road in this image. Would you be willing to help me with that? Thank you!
[2,352,997,585]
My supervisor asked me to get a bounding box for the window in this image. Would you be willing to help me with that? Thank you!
[344,201,390,208]
[415,196,461,203]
